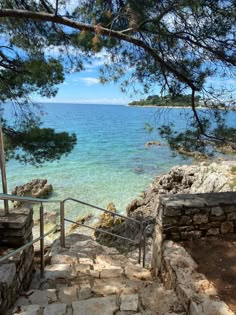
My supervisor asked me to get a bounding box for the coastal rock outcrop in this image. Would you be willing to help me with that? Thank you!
[95,160,236,249]
[12,179,53,207]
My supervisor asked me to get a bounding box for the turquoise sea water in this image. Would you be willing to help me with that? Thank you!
[4,103,235,219]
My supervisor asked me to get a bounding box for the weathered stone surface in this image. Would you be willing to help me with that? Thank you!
[50,254,77,265]
[220,221,234,234]
[58,286,78,304]
[179,216,192,225]
[92,279,120,296]
[79,258,94,265]
[224,205,236,213]
[89,270,100,278]
[180,231,202,240]
[27,289,57,306]
[159,241,234,315]
[120,294,139,311]
[44,264,72,281]
[189,299,235,315]
[125,264,152,281]
[0,208,32,229]
[0,263,16,286]
[227,212,236,220]
[206,228,219,236]
[43,303,67,315]
[193,214,208,225]
[100,266,123,278]
[78,283,92,300]
[72,296,119,315]
[211,206,224,216]
[12,304,41,315]
[75,264,91,275]
[164,208,182,217]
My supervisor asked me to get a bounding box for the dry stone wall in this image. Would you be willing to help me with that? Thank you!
[152,191,236,274]
[158,191,236,241]
[0,208,34,314]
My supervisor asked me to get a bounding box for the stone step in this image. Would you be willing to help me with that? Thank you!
[10,235,187,315]
[12,293,140,315]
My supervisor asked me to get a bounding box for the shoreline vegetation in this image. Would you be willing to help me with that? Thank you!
[128,94,236,110]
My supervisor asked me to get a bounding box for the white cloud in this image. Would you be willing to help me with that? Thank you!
[79,77,100,85]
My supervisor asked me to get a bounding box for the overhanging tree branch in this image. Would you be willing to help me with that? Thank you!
[0,8,196,88]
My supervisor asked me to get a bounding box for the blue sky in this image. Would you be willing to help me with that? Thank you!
[36,53,136,105]
[41,71,131,105]
[35,49,235,105]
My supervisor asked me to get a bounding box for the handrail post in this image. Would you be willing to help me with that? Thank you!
[39,202,45,278]
[60,201,65,248]
[138,221,143,265]
[142,225,147,268]
[0,127,9,214]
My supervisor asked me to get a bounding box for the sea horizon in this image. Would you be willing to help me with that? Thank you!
[3,103,235,221]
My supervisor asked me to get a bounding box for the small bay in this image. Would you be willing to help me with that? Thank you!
[4,103,235,219]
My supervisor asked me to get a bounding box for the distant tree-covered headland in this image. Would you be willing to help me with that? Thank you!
[129,94,202,107]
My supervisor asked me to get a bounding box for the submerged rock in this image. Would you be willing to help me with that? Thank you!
[145,141,161,147]
[68,214,94,233]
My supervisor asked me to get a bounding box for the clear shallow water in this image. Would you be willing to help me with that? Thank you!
[4,103,235,219]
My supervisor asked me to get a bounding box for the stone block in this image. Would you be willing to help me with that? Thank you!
[100,266,123,278]
[0,263,16,287]
[179,216,192,225]
[89,270,100,278]
[209,214,226,222]
[206,228,220,236]
[184,208,201,215]
[79,258,94,265]
[190,298,235,315]
[44,264,72,281]
[92,279,120,296]
[58,286,78,304]
[221,222,234,234]
[0,208,32,229]
[75,264,91,275]
[180,231,202,240]
[12,304,42,315]
[125,264,152,281]
[193,214,208,225]
[72,296,119,315]
[211,206,224,216]
[120,294,139,311]
[164,208,182,217]
[78,283,92,300]
[224,205,236,213]
[176,284,193,307]
[43,303,67,315]
[50,254,77,265]
[28,290,48,306]
[162,217,178,226]
[227,212,236,220]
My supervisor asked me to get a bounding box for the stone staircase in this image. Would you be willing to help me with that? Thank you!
[10,234,186,315]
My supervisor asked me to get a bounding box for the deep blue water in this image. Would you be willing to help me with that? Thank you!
[4,103,235,219]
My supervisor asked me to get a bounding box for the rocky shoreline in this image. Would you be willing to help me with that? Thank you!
[95,160,236,250]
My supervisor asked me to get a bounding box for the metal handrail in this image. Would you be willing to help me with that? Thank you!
[65,218,138,244]
[0,193,60,204]
[0,225,59,276]
[0,193,148,276]
[62,198,141,224]
[60,197,146,266]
